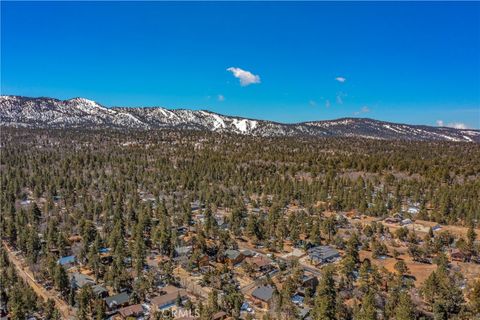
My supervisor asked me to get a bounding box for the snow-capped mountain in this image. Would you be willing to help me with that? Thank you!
[1,95,479,142]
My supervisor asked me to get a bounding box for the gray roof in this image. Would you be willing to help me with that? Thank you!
[302,274,317,283]
[298,307,311,319]
[104,292,130,308]
[225,249,241,260]
[252,285,274,302]
[70,273,95,288]
[92,284,108,296]
[175,246,192,256]
[307,246,340,262]
[241,249,255,257]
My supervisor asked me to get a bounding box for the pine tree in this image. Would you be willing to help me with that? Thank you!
[54,264,69,295]
[313,267,337,320]
[394,260,408,276]
[77,285,94,320]
[8,285,26,320]
[355,290,377,320]
[468,279,480,316]
[467,224,477,253]
[29,202,42,224]
[394,291,416,320]
[94,299,106,320]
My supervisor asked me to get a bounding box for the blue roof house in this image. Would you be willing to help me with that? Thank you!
[57,255,76,267]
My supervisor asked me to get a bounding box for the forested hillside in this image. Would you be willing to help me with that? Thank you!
[1,128,479,320]
[2,128,479,226]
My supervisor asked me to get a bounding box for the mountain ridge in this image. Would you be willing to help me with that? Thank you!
[1,95,479,142]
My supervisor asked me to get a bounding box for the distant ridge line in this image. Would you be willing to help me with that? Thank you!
[1,95,479,143]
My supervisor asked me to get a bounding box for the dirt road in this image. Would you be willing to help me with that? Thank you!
[2,241,76,319]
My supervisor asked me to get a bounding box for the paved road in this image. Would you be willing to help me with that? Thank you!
[2,241,76,319]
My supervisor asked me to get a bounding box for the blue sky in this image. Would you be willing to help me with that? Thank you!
[2,2,479,128]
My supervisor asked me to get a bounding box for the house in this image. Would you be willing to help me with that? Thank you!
[70,273,95,289]
[177,226,189,234]
[251,285,275,308]
[450,249,466,262]
[68,235,82,243]
[401,219,413,226]
[197,254,211,268]
[69,273,108,298]
[116,304,144,319]
[104,292,130,310]
[244,256,274,275]
[291,294,304,305]
[392,213,403,220]
[92,285,108,298]
[151,285,188,312]
[57,255,76,268]
[98,247,112,263]
[214,215,227,228]
[241,302,253,313]
[224,249,245,266]
[241,250,256,258]
[190,200,204,211]
[307,246,340,265]
[432,224,442,232]
[251,208,262,214]
[99,247,110,254]
[299,274,319,293]
[298,306,311,319]
[175,246,193,257]
[384,217,400,224]
[407,207,419,215]
[151,291,188,312]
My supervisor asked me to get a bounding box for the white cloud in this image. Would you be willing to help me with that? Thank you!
[336,92,346,105]
[335,76,346,83]
[227,67,261,86]
[217,94,225,102]
[354,106,370,115]
[325,100,331,108]
[447,122,468,129]
[309,100,317,107]
[436,120,468,129]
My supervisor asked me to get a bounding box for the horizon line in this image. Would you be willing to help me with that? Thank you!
[2,94,479,130]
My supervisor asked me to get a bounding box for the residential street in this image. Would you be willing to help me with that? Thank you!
[2,241,76,319]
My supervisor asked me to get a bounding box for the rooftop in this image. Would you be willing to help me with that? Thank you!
[307,246,340,261]
[57,255,75,266]
[118,304,144,317]
[151,291,187,309]
[70,273,95,288]
[251,285,275,302]
[225,249,242,260]
[104,292,130,308]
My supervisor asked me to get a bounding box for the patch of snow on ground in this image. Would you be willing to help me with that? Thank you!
[383,124,404,134]
[210,113,226,130]
[232,119,257,133]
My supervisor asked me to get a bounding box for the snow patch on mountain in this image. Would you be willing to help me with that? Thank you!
[232,118,258,134]
[1,96,478,142]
